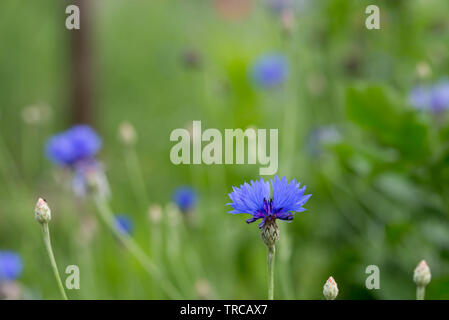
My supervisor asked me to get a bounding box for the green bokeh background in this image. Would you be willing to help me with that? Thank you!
[1,0,449,299]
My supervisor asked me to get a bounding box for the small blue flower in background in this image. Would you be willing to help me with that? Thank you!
[409,86,430,110]
[251,54,289,88]
[72,159,110,198]
[409,79,449,113]
[266,0,293,12]
[173,187,197,213]
[46,125,102,166]
[0,251,23,281]
[266,0,308,13]
[45,125,109,197]
[306,126,341,157]
[114,215,134,235]
[430,80,449,112]
[227,176,311,229]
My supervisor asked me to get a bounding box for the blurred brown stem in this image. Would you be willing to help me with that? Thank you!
[68,0,95,125]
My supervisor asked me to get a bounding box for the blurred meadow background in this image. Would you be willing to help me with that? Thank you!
[1,0,449,299]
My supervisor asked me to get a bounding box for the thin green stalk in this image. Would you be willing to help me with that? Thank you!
[93,195,182,299]
[267,245,276,300]
[124,147,149,210]
[42,223,68,300]
[416,286,425,300]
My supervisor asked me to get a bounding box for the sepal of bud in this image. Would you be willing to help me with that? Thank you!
[323,276,338,300]
[414,260,431,287]
[35,198,51,224]
[260,219,279,248]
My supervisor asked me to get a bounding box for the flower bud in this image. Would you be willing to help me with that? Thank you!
[414,260,431,287]
[35,198,51,224]
[260,219,279,248]
[416,62,432,80]
[323,276,338,300]
[118,121,137,146]
[148,204,162,224]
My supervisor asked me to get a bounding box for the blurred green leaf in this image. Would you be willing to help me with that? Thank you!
[346,85,429,160]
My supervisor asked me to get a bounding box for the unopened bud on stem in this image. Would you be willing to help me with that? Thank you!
[323,276,339,300]
[35,198,51,224]
[414,260,431,287]
[118,121,137,146]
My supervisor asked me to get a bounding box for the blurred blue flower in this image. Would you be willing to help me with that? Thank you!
[45,125,102,166]
[173,187,197,212]
[251,54,289,88]
[114,215,134,235]
[431,80,449,112]
[306,126,341,156]
[410,79,449,113]
[267,0,293,12]
[0,251,23,281]
[72,159,110,198]
[266,0,308,13]
[227,176,311,229]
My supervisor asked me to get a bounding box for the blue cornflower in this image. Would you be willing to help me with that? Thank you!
[227,176,311,229]
[251,54,289,88]
[409,79,449,113]
[173,187,197,213]
[45,125,108,197]
[0,251,23,281]
[114,215,134,235]
[45,124,102,166]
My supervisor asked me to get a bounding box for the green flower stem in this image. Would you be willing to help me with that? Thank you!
[124,147,149,210]
[42,223,68,300]
[93,195,182,299]
[267,245,276,300]
[416,286,425,300]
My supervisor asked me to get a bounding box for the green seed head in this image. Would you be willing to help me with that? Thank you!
[35,198,51,224]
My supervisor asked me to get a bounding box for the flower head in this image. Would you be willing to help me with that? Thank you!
[251,54,289,88]
[323,276,338,300]
[414,260,431,287]
[173,187,197,213]
[409,79,449,113]
[114,215,134,235]
[45,125,102,166]
[0,251,23,281]
[227,176,311,229]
